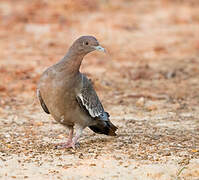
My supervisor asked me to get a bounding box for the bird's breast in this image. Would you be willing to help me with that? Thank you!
[39,69,84,126]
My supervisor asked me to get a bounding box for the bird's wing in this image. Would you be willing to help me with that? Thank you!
[37,89,50,114]
[76,75,107,119]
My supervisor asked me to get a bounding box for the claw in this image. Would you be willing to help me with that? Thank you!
[72,142,80,149]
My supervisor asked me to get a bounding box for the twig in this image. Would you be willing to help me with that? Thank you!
[176,166,187,179]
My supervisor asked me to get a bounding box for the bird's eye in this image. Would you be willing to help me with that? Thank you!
[85,42,89,45]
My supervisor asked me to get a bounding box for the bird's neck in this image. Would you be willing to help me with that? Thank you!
[58,48,86,75]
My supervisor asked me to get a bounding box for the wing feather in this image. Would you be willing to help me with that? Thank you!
[37,89,50,114]
[76,75,105,118]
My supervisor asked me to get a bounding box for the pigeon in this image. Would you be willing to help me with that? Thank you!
[37,36,117,149]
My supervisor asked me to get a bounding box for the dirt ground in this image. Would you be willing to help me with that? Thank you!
[0,0,199,179]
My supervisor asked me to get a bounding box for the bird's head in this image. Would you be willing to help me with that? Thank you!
[70,36,106,55]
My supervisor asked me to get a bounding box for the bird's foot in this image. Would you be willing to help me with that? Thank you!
[67,142,80,150]
[73,142,80,149]
[55,141,80,149]
[55,140,72,149]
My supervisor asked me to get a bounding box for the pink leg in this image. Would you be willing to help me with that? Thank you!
[56,127,83,149]
[65,128,74,145]
[71,127,83,149]
[56,128,74,149]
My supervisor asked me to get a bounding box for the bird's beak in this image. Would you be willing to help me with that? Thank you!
[93,45,106,53]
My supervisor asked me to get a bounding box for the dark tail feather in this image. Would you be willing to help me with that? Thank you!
[89,121,118,136]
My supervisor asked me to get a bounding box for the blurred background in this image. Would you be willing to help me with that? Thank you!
[0,0,199,101]
[0,0,199,179]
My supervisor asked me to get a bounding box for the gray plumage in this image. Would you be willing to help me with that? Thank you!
[76,75,104,118]
[37,36,117,148]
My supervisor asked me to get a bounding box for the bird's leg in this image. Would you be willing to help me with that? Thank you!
[71,127,83,149]
[55,126,83,149]
[56,128,74,149]
[66,128,74,145]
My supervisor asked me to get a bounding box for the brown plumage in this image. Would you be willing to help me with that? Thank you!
[37,36,117,149]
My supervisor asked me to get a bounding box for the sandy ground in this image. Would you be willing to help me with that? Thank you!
[0,0,199,179]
